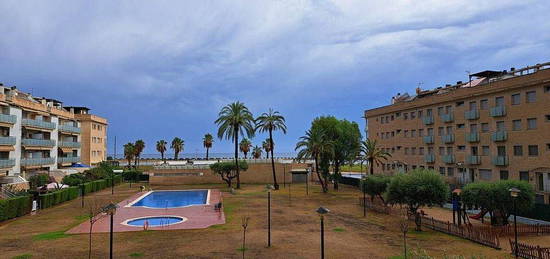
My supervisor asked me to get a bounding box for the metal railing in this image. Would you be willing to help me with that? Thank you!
[58,156,81,164]
[491,131,507,142]
[0,136,16,145]
[21,139,56,147]
[423,116,434,125]
[0,114,16,124]
[466,155,481,165]
[423,135,434,144]
[492,156,509,166]
[58,124,81,134]
[21,118,56,130]
[0,159,15,168]
[441,134,455,144]
[442,154,455,164]
[424,154,435,163]
[58,141,81,148]
[490,106,506,117]
[440,113,454,123]
[21,157,56,166]
[464,109,479,120]
[465,132,480,143]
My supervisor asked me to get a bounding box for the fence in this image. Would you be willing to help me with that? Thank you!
[475,224,550,236]
[358,197,392,214]
[509,239,550,259]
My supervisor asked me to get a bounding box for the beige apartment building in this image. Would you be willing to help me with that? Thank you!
[68,107,108,166]
[365,62,550,205]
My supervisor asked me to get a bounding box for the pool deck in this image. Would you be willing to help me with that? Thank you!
[67,189,225,233]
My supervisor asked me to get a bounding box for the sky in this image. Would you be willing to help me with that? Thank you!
[1,0,549,156]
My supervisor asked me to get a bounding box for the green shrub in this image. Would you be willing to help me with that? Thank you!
[0,195,31,222]
[360,175,392,204]
[29,174,50,189]
[61,173,86,186]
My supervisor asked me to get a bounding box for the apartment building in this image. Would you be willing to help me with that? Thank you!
[69,107,108,166]
[365,62,550,205]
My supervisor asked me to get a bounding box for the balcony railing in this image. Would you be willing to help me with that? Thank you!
[22,119,56,130]
[490,106,506,117]
[491,131,507,142]
[58,156,81,164]
[21,139,56,147]
[0,136,16,145]
[440,113,454,123]
[466,155,481,165]
[464,109,480,120]
[442,154,455,164]
[465,132,480,143]
[441,134,455,144]
[58,141,81,148]
[58,124,81,134]
[21,157,56,166]
[423,116,434,125]
[0,159,15,168]
[492,156,509,166]
[0,114,16,124]
[424,154,435,163]
[423,135,434,144]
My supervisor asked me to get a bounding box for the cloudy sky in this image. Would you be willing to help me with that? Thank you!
[1,0,549,156]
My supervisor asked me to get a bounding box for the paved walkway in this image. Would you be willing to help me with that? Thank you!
[67,189,225,233]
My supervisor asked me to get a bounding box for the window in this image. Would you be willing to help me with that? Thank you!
[395,112,401,117]
[391,115,394,121]
[418,110,423,118]
[456,101,464,107]
[500,171,509,180]
[411,147,416,155]
[527,118,537,129]
[470,124,478,132]
[391,131,395,137]
[546,115,550,122]
[520,171,529,181]
[428,147,434,154]
[481,123,489,132]
[445,105,452,114]
[437,107,444,115]
[411,130,416,137]
[526,91,537,103]
[410,111,416,119]
[439,147,445,155]
[547,143,550,151]
[482,146,490,156]
[447,167,454,177]
[512,120,522,131]
[511,94,521,105]
[496,121,505,131]
[469,101,477,110]
[458,146,465,151]
[438,127,444,136]
[528,145,539,156]
[513,146,523,156]
[495,96,504,106]
[479,169,492,181]
[418,129,424,137]
[457,124,465,129]
[446,147,453,155]
[404,148,409,155]
[404,130,409,137]
[404,113,408,120]
[439,167,445,175]
[427,128,433,136]
[545,86,550,93]
[471,146,478,155]
[419,147,425,155]
[446,126,453,134]
[480,99,488,110]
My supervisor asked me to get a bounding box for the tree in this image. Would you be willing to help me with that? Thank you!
[123,143,136,168]
[295,128,332,193]
[256,108,287,190]
[386,169,449,231]
[262,139,272,159]
[461,180,534,226]
[239,138,252,159]
[171,137,184,160]
[361,138,391,175]
[330,119,361,190]
[252,145,262,159]
[361,175,392,205]
[156,140,167,163]
[210,161,249,187]
[86,200,107,259]
[215,102,255,189]
[134,140,145,167]
[203,133,214,160]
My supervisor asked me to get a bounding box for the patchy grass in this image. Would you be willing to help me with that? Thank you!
[12,254,32,259]
[333,227,345,232]
[32,231,70,241]
[129,252,144,257]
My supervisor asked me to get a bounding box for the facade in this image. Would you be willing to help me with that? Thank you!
[365,62,550,205]
[70,107,108,166]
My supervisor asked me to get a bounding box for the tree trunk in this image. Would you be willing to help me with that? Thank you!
[414,212,422,231]
[333,161,339,190]
[161,152,165,164]
[314,157,327,193]
[206,147,209,160]
[269,130,279,190]
[369,158,374,175]
[266,151,269,159]
[175,151,178,160]
[234,128,241,189]
[88,222,93,259]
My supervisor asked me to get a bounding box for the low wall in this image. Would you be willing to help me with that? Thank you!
[149,162,310,185]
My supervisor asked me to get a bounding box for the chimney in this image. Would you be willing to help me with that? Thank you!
[456,81,462,85]
[510,67,515,71]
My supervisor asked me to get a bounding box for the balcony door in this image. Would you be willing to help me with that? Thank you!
[497,146,506,156]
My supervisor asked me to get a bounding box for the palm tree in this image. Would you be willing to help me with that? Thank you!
[295,128,332,193]
[203,133,214,160]
[215,102,255,189]
[361,138,391,175]
[252,145,262,159]
[156,140,167,163]
[134,140,145,167]
[239,138,252,159]
[171,137,184,160]
[255,108,287,190]
[262,139,272,159]
[123,143,136,168]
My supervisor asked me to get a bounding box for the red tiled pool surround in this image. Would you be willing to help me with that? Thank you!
[67,189,225,233]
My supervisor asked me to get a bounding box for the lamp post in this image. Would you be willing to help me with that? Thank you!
[266,184,275,247]
[362,176,367,217]
[80,184,85,208]
[509,187,521,258]
[316,207,329,259]
[101,203,119,259]
[452,189,462,226]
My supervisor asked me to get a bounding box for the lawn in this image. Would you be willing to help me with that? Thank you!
[0,182,510,258]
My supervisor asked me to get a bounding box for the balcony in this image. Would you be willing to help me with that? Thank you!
[0,136,16,145]
[0,114,16,124]
[465,132,480,143]
[441,134,455,144]
[491,131,507,142]
[492,156,509,166]
[442,154,455,164]
[58,124,81,134]
[423,116,434,125]
[21,157,55,166]
[440,113,454,123]
[464,110,480,120]
[466,155,481,165]
[22,139,56,147]
[424,154,435,163]
[58,141,81,148]
[0,159,15,168]
[490,106,506,117]
[58,156,81,164]
[22,119,56,130]
[423,135,434,144]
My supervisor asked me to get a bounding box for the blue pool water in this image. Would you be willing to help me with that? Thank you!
[131,190,208,208]
[127,216,184,227]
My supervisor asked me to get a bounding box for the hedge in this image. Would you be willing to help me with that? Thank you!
[0,195,31,221]
[39,186,80,209]
[519,203,550,221]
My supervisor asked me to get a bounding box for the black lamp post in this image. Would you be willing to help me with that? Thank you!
[81,184,85,208]
[101,203,119,259]
[316,207,329,259]
[509,187,520,258]
[266,184,274,247]
[111,170,115,195]
[362,177,367,217]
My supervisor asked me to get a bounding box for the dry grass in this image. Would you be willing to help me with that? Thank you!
[0,183,512,258]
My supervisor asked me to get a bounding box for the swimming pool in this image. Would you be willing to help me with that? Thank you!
[124,216,187,227]
[130,190,209,208]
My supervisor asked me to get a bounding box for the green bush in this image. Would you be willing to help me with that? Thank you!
[39,187,82,209]
[360,175,392,204]
[0,195,31,222]
[61,173,86,186]
[29,173,50,189]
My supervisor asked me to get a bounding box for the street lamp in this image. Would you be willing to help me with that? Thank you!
[316,207,330,259]
[266,184,275,247]
[509,187,521,258]
[101,203,119,259]
[362,176,367,217]
[452,189,462,225]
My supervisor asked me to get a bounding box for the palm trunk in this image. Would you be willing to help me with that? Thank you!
[369,158,374,175]
[161,152,165,163]
[234,128,241,189]
[314,156,327,193]
[206,147,209,160]
[269,130,279,190]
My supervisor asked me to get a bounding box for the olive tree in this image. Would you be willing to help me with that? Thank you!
[210,161,249,188]
[360,175,391,205]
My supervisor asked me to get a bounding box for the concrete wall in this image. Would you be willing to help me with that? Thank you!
[9,107,22,176]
